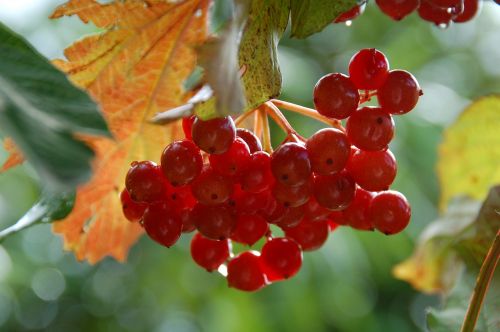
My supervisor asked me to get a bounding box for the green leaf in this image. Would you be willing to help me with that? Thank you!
[0,191,75,243]
[194,0,290,120]
[0,22,110,190]
[393,186,500,294]
[290,0,357,38]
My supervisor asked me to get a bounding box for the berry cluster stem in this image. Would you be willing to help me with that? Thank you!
[359,90,378,104]
[264,102,305,142]
[259,108,273,153]
[460,229,500,332]
[271,99,343,130]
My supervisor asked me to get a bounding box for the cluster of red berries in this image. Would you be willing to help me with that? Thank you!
[335,0,486,26]
[119,48,419,292]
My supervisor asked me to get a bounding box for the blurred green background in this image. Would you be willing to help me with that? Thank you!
[0,1,499,331]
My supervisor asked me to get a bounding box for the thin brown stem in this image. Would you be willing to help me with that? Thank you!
[264,102,305,142]
[270,99,343,130]
[260,109,273,153]
[359,90,378,104]
[460,229,500,332]
[253,108,263,139]
[235,108,257,126]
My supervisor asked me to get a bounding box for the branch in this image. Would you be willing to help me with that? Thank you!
[460,229,500,332]
[0,201,49,242]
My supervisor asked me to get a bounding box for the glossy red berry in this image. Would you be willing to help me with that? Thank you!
[306,128,351,175]
[191,166,233,205]
[347,149,397,191]
[313,172,356,211]
[272,180,311,208]
[375,0,419,20]
[334,3,366,23]
[240,151,274,193]
[429,0,463,9]
[237,128,262,153]
[120,189,147,222]
[180,208,196,233]
[304,197,332,221]
[329,210,348,226]
[453,0,480,23]
[231,214,269,246]
[142,202,182,248]
[125,161,166,203]
[227,251,267,292]
[261,238,302,281]
[346,106,395,151]
[285,219,329,251]
[192,116,236,154]
[313,73,360,120]
[272,205,306,229]
[271,142,312,187]
[232,186,271,214]
[369,191,411,235]
[209,137,251,177]
[191,203,236,240]
[377,70,421,115]
[182,115,195,140]
[161,140,203,186]
[190,233,230,272]
[342,188,374,231]
[418,0,455,26]
[348,48,389,90]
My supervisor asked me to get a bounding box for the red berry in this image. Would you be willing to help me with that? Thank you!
[334,3,366,23]
[261,238,302,281]
[271,142,312,187]
[313,73,359,120]
[120,189,147,222]
[306,128,351,175]
[418,0,455,26]
[161,140,203,186]
[192,116,236,154]
[348,48,389,90]
[369,191,411,235]
[191,166,233,205]
[453,0,481,23]
[273,205,306,229]
[237,128,262,153]
[191,203,236,240]
[227,251,267,292]
[313,172,356,211]
[143,202,182,248]
[429,0,463,9]
[285,219,329,251]
[377,70,421,115]
[231,214,269,246]
[375,0,419,20]
[346,106,395,151]
[232,186,271,214]
[125,161,166,203]
[304,197,332,221]
[329,210,348,226]
[182,115,195,140]
[164,183,196,210]
[342,188,374,231]
[272,180,311,208]
[347,149,397,191]
[180,208,196,233]
[209,137,251,177]
[190,232,230,272]
[240,151,274,193]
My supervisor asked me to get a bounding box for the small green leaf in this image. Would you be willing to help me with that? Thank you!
[0,22,110,190]
[0,191,75,243]
[290,0,357,38]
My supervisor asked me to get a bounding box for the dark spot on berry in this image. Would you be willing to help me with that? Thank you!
[326,158,333,165]
[211,193,218,200]
[171,194,178,200]
[376,117,383,124]
[281,174,289,181]
[208,147,216,154]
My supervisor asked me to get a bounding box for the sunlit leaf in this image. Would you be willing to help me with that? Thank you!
[1,138,23,172]
[437,95,500,210]
[49,0,209,263]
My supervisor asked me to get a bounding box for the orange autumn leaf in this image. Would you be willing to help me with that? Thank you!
[1,138,24,171]
[49,0,209,263]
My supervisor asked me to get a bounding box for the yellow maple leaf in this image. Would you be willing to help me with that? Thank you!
[437,95,500,210]
[49,0,209,263]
